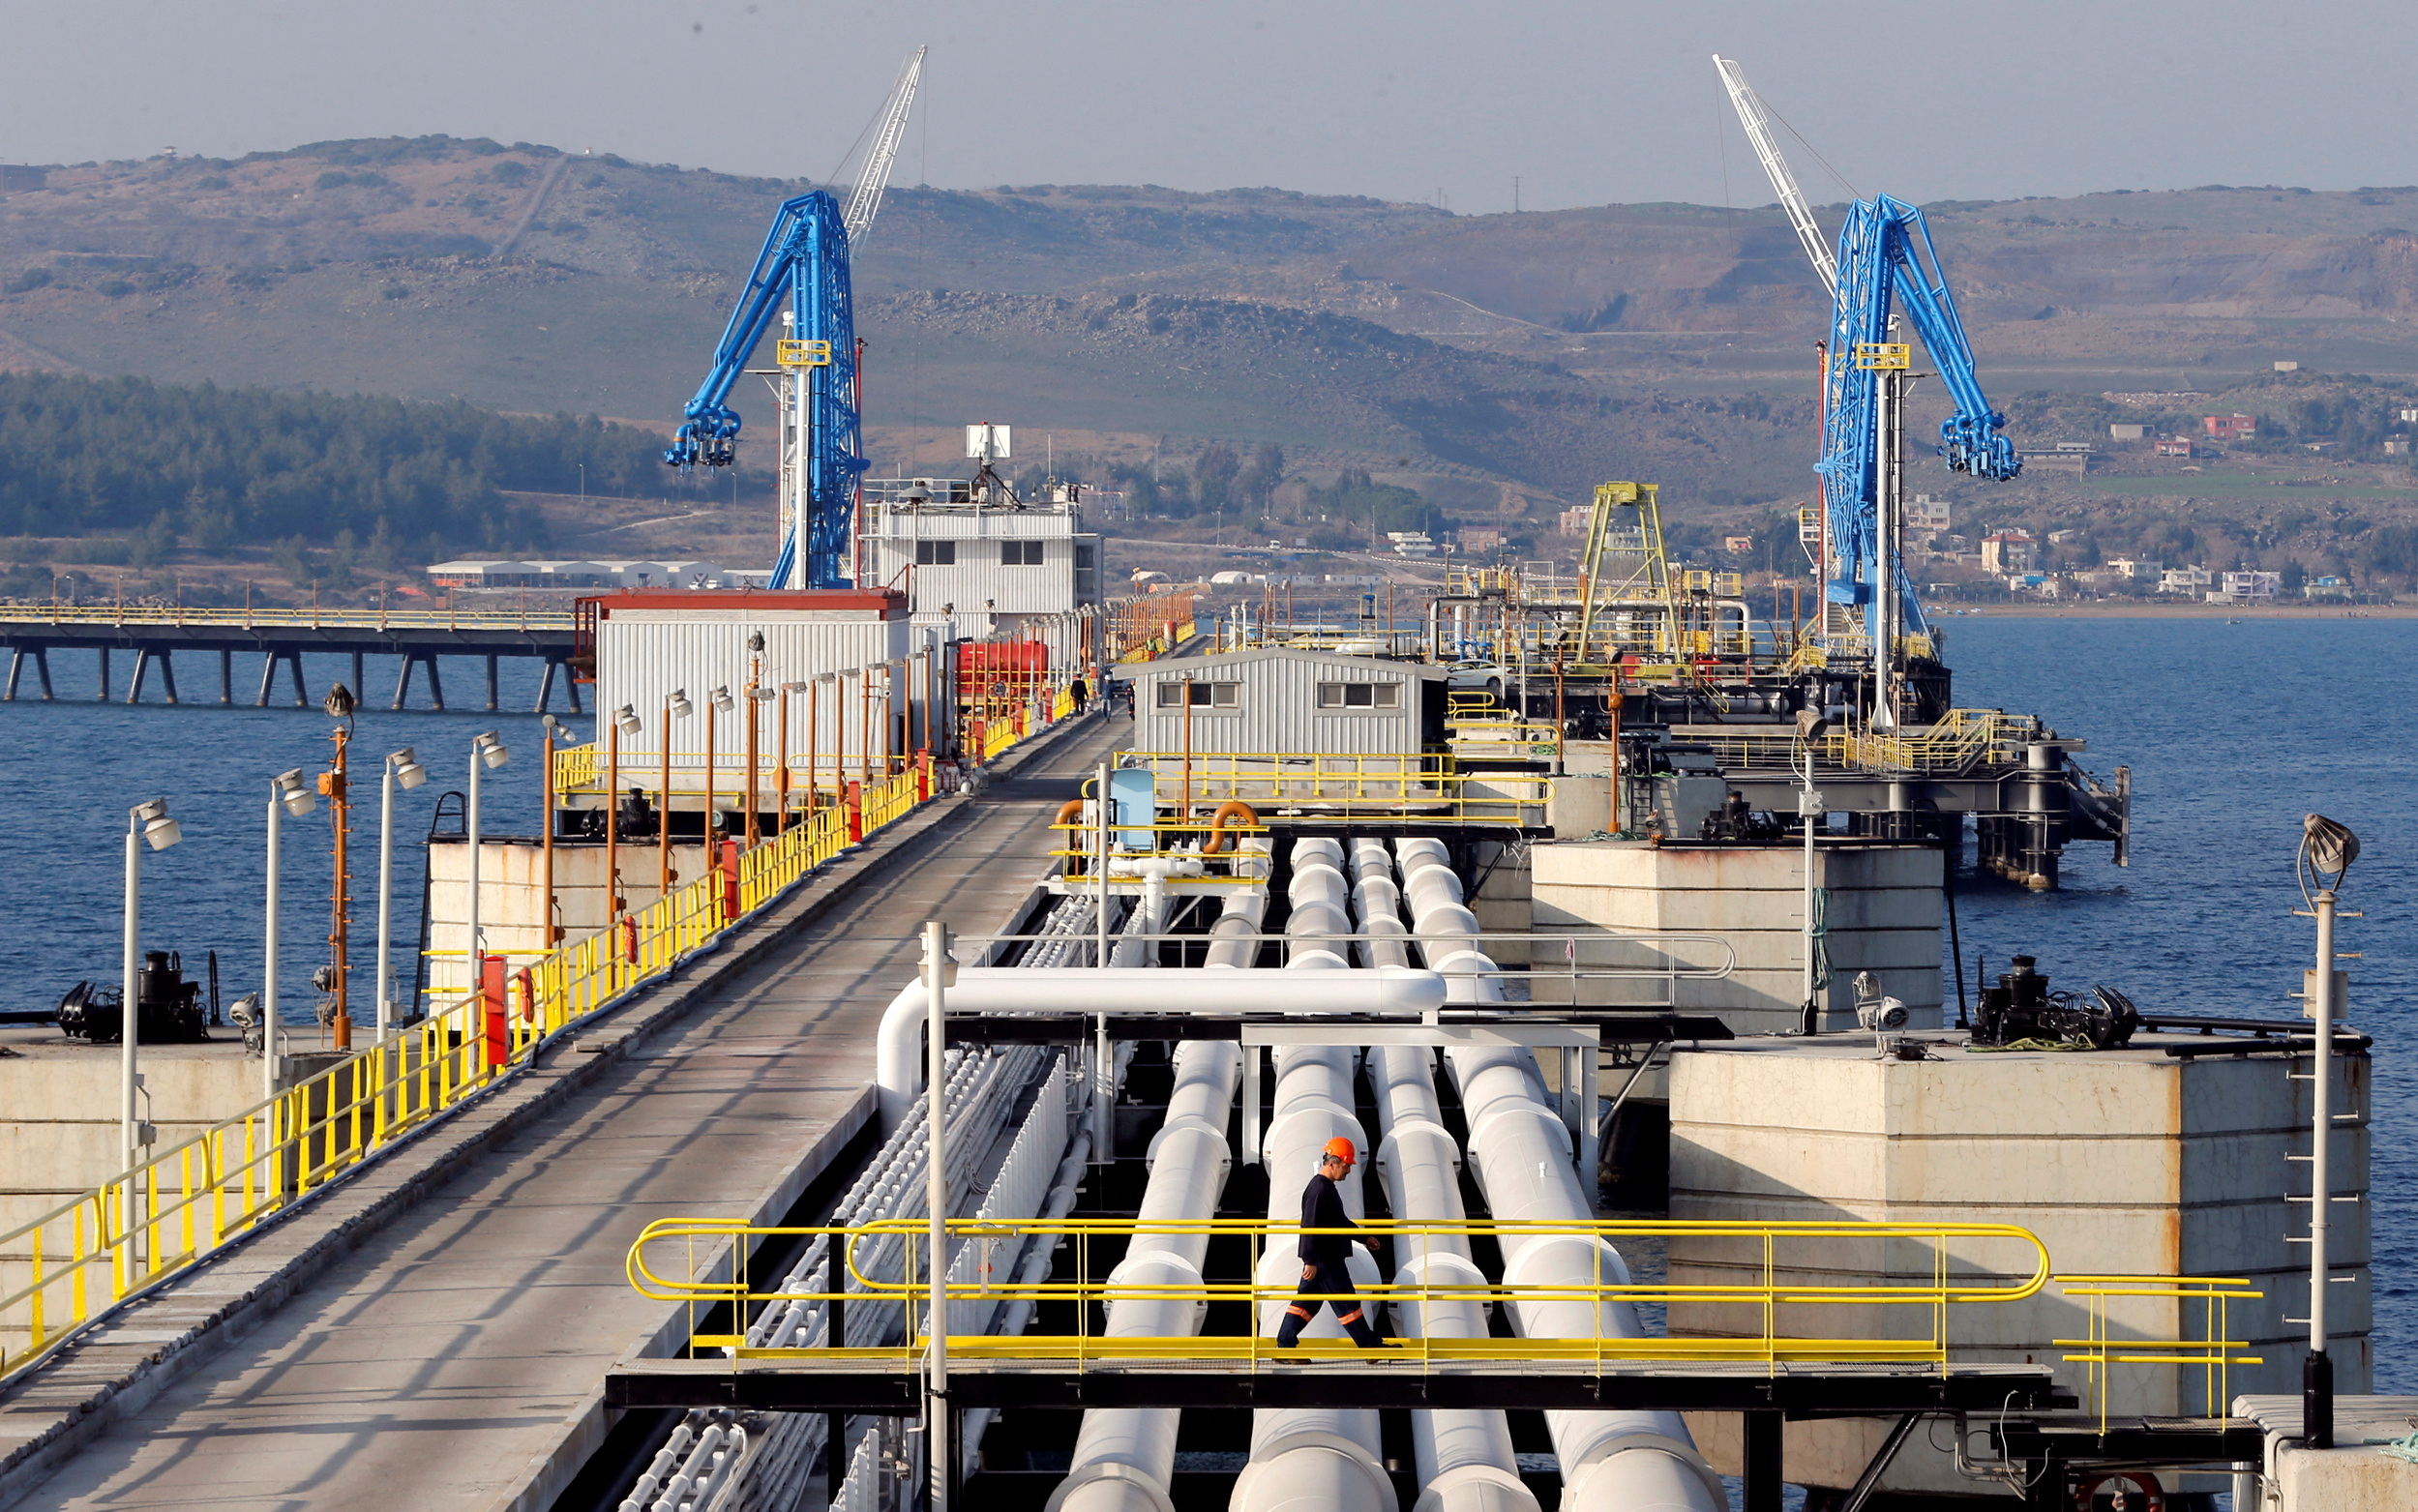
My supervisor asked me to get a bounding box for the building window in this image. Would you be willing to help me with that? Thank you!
[915,541,956,566]
[1317,682,1401,709]
[1155,681,1239,709]
[1000,540,1045,565]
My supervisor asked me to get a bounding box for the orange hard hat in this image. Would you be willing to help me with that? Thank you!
[1322,1137,1358,1165]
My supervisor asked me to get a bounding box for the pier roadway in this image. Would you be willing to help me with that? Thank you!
[0,714,1118,1512]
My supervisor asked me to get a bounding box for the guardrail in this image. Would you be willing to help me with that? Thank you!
[0,709,1069,1389]
[0,603,576,633]
[1118,752,1547,825]
[626,1215,2051,1370]
[1691,708,2041,776]
[2053,1274,2264,1429]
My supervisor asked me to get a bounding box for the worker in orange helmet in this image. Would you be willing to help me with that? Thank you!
[1274,1135,1395,1349]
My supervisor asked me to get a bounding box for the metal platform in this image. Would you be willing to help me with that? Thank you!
[606,1355,2067,1414]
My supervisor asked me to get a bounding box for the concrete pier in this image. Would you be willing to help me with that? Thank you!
[1529,839,1943,1032]
[1667,1032,2373,1501]
[0,716,1119,1512]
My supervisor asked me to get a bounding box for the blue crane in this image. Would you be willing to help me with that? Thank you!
[665,190,865,590]
[1814,193,2019,633]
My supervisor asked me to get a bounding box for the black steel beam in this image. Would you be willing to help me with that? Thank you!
[944,1013,1735,1046]
[605,1362,2061,1415]
[1994,1416,2266,1466]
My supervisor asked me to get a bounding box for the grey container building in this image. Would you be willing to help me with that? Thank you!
[1114,648,1448,760]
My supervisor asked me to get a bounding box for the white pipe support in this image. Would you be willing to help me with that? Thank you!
[875,969,1443,1131]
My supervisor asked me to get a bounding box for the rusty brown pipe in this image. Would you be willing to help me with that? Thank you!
[1200,799,1260,855]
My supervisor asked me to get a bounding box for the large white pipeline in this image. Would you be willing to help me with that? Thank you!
[1046,1039,1245,1512]
[1232,837,1398,1512]
[1355,841,1540,1512]
[875,965,1445,1131]
[1394,839,1726,1512]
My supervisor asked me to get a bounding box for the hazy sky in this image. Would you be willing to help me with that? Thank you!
[8,0,2411,212]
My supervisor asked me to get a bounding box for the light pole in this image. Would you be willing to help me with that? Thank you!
[662,690,692,897]
[777,682,807,837]
[376,748,428,1036]
[266,770,313,1111]
[2298,813,2359,1450]
[466,731,510,1003]
[122,798,182,1171]
[1796,708,1829,1035]
[707,686,735,844]
[610,705,641,919]
[922,919,956,1512]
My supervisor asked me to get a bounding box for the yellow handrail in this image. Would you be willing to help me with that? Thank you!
[0,728,1049,1389]
[626,1215,2052,1371]
[2052,1274,2264,1429]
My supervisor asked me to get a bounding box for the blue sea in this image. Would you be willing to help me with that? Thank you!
[1940,613,2414,1393]
[0,619,2408,1388]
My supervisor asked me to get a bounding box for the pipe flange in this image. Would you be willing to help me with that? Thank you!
[1562,1432,1727,1509]
[1233,1431,1396,1512]
[1410,1463,1540,1512]
[1042,1459,1180,1512]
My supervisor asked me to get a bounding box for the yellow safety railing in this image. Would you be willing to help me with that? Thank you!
[1119,753,1546,825]
[2052,1274,2264,1430]
[626,1215,2050,1371]
[1691,709,2039,776]
[551,748,917,799]
[0,603,575,632]
[0,728,1049,1389]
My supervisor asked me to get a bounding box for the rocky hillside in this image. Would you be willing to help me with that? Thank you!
[8,137,2418,534]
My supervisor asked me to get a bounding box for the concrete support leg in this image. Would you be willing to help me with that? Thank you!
[1742,1411,1782,1512]
[485,654,498,712]
[284,651,308,706]
[4,648,19,700]
[533,659,556,714]
[158,650,179,704]
[220,648,233,704]
[351,651,365,700]
[257,653,276,708]
[97,646,110,701]
[127,647,148,703]
[425,656,445,711]
[393,655,415,710]
[35,647,52,700]
[563,667,580,715]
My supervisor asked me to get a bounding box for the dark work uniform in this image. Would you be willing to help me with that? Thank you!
[1275,1171,1387,1349]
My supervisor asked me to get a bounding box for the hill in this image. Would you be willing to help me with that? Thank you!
[10,136,2418,557]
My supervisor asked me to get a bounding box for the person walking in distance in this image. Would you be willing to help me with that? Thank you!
[1274,1136,1395,1349]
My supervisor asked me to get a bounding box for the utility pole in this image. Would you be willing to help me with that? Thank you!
[1512,175,1521,213]
[322,690,356,1052]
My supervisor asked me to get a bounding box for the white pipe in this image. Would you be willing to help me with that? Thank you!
[876,967,1445,1131]
[1204,860,1270,970]
[1235,837,1394,1512]
[1395,842,1724,1512]
[1049,1041,1242,1512]
[1357,839,1536,1512]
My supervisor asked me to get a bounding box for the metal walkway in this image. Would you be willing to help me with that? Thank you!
[0,604,580,711]
[0,722,1118,1512]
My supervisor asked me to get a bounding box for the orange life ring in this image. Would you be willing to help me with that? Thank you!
[2073,1471,2163,1512]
